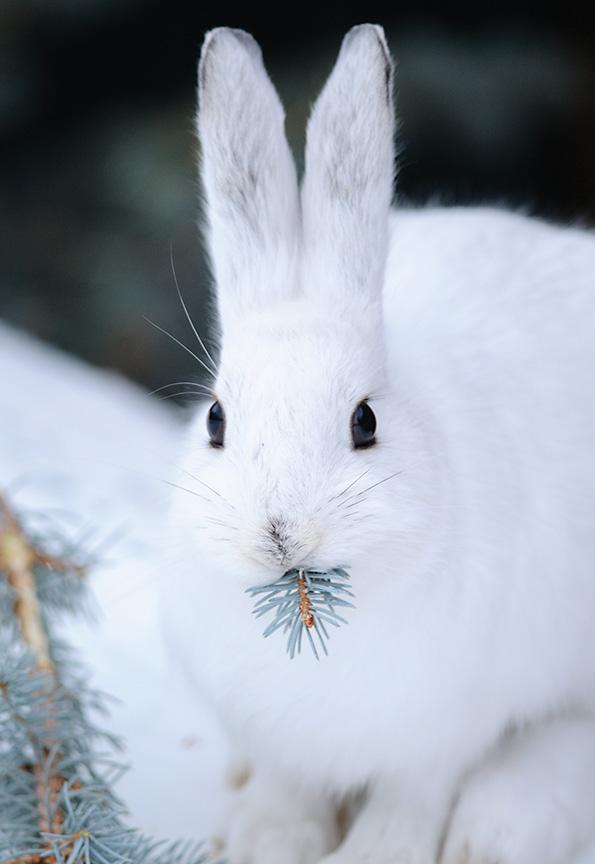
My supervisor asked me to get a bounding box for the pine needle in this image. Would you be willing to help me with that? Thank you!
[0,492,214,864]
[247,567,354,660]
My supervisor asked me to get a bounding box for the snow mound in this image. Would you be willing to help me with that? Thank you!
[0,321,229,842]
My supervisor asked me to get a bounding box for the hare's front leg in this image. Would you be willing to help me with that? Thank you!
[319,776,452,864]
[442,717,595,864]
[222,763,338,864]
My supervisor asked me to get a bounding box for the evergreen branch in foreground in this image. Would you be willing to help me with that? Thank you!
[0,492,211,864]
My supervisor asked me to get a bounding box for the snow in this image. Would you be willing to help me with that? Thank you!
[0,321,229,844]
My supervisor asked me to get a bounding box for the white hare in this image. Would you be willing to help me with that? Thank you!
[161,24,595,864]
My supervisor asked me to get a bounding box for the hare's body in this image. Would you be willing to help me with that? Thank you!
[162,25,595,864]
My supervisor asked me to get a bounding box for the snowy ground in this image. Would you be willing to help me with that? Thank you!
[1,321,229,847]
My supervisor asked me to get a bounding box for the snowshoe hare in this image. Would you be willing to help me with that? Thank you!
[162,24,595,864]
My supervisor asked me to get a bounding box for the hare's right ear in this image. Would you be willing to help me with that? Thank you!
[301,25,395,320]
[197,29,299,331]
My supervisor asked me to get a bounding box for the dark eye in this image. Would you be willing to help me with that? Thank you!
[351,401,376,449]
[207,400,225,447]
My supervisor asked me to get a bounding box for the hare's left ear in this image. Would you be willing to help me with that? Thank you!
[198,29,300,331]
[301,25,395,319]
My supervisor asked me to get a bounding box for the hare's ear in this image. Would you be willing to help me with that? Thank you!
[301,25,395,319]
[197,29,299,331]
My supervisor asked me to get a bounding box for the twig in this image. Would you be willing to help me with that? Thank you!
[247,567,354,659]
[0,493,86,863]
[0,498,52,671]
[297,570,314,629]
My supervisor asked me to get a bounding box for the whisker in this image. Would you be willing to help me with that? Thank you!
[205,516,238,531]
[177,467,236,510]
[328,469,371,504]
[157,391,207,402]
[143,316,216,380]
[343,512,376,525]
[340,507,362,519]
[169,242,217,372]
[343,471,402,504]
[340,497,368,512]
[148,381,215,397]
[160,479,213,505]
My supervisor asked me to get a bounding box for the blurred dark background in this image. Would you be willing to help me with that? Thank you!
[1,2,594,395]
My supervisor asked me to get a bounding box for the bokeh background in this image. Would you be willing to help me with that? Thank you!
[2,2,594,396]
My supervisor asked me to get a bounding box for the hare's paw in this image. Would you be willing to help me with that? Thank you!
[222,773,337,864]
[319,787,439,864]
[442,725,595,864]
[320,841,431,864]
[442,781,574,864]
[442,719,595,864]
[226,819,331,864]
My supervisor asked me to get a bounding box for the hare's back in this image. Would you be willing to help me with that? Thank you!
[384,207,595,671]
[383,206,595,705]
[384,206,595,429]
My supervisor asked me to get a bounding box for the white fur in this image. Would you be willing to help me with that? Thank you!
[161,25,595,864]
[197,27,300,332]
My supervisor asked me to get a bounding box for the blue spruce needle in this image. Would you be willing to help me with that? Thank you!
[0,493,211,864]
[247,567,354,660]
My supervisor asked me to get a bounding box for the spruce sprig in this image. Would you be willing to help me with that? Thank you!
[247,567,354,660]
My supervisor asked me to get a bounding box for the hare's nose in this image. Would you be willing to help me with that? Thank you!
[263,515,322,569]
[239,514,323,570]
[266,516,289,562]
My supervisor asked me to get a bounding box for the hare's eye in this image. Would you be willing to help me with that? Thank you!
[351,401,376,449]
[207,401,225,447]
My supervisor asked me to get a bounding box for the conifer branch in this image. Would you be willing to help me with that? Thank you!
[0,496,86,671]
[0,497,54,671]
[0,491,210,864]
[247,567,354,659]
[0,494,72,862]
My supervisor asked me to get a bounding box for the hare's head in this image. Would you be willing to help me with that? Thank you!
[180,26,423,584]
